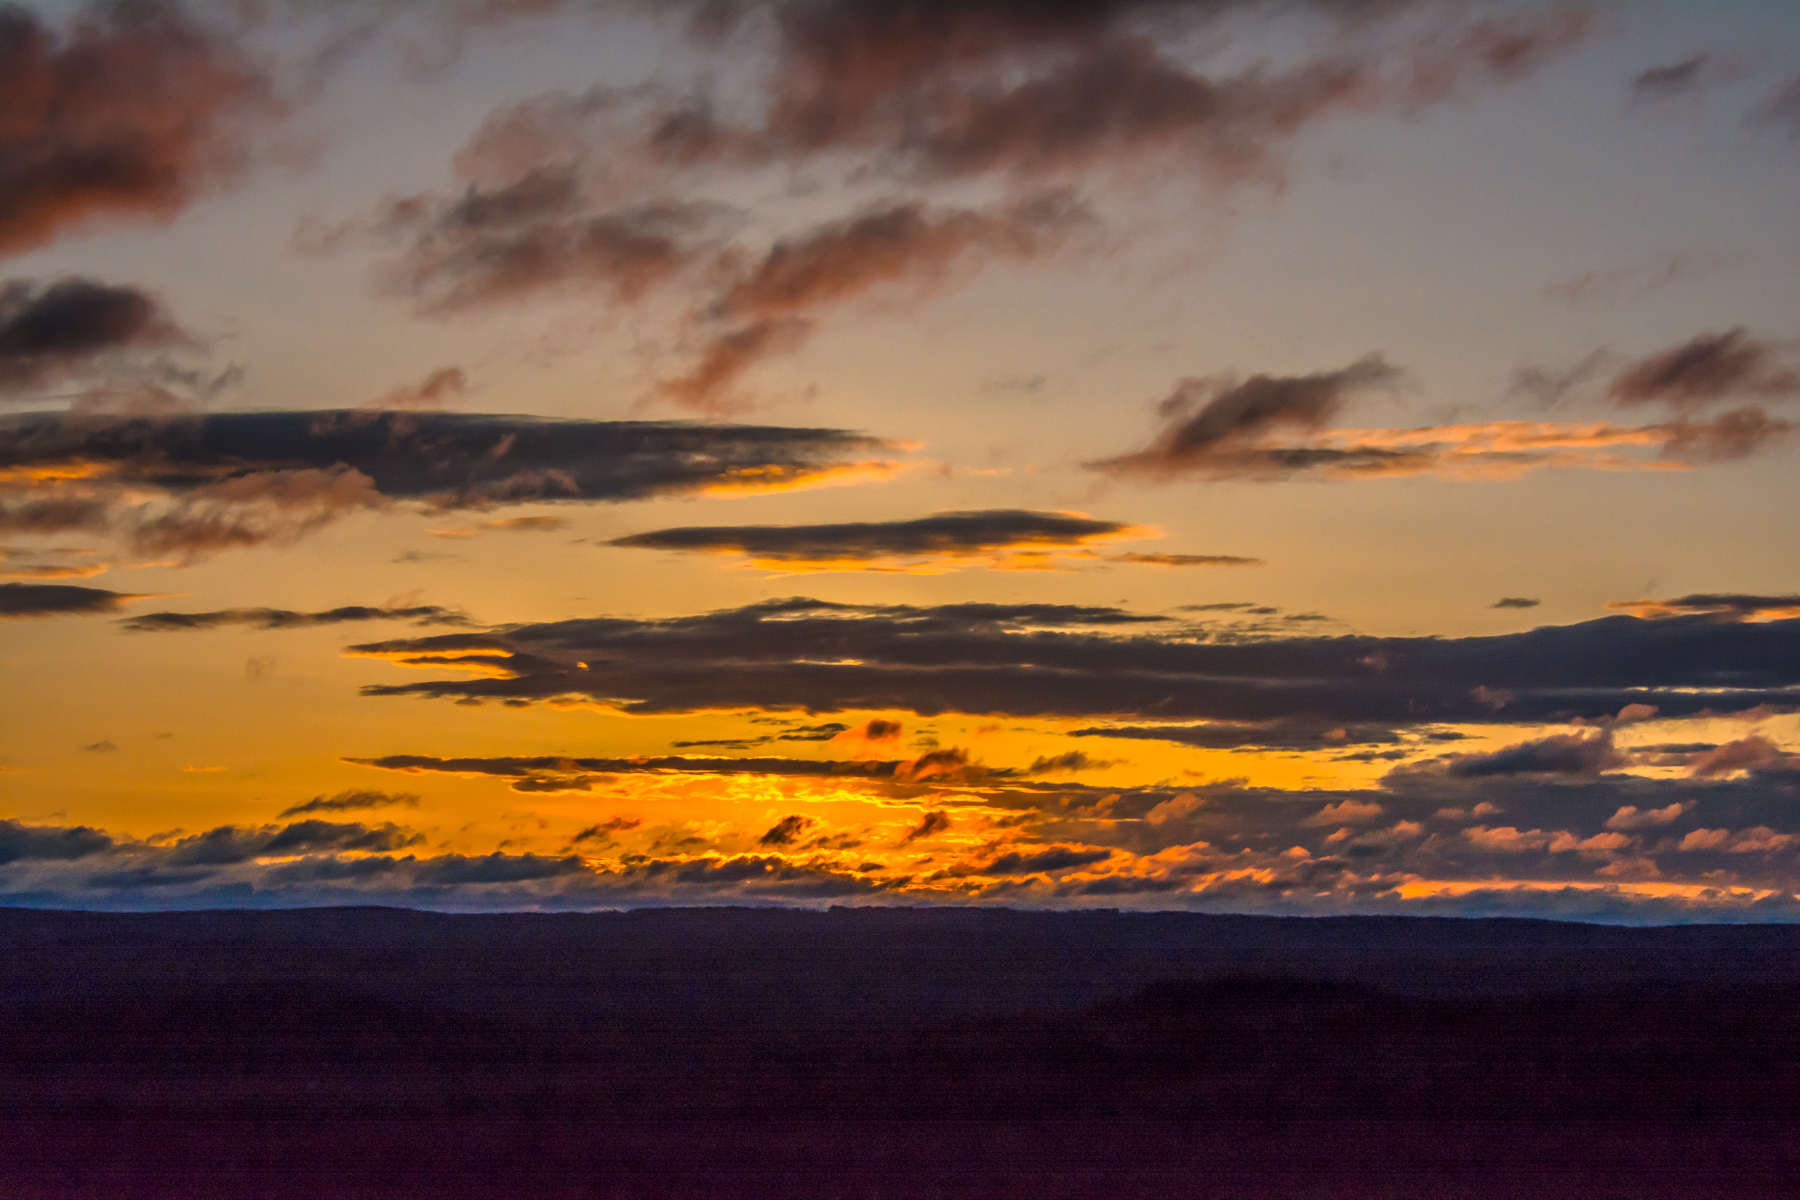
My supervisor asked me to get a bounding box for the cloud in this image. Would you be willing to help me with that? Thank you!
[1750,75,1800,140]
[1542,253,1741,305]
[366,366,468,410]
[0,409,906,560]
[969,845,1112,876]
[895,746,988,784]
[0,277,190,395]
[572,816,639,844]
[1303,799,1384,826]
[1492,597,1540,610]
[1605,594,1800,622]
[759,814,815,846]
[344,1,1591,412]
[677,0,1593,186]
[1026,751,1111,775]
[345,750,948,794]
[1109,552,1262,567]
[657,195,1090,410]
[0,818,112,864]
[80,740,117,753]
[1689,736,1789,779]
[1087,355,1406,479]
[412,852,587,885]
[146,820,425,868]
[1630,55,1709,102]
[0,1,276,255]
[898,810,950,845]
[1608,329,1799,409]
[835,718,903,746]
[349,597,1800,728]
[279,789,422,818]
[1093,375,1794,481]
[1604,802,1693,831]
[9,759,1800,915]
[378,178,720,314]
[122,603,471,633]
[1073,720,1413,752]
[610,508,1147,571]
[0,581,145,618]
[1443,731,1624,779]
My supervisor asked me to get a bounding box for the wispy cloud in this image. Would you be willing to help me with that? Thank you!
[0,1,277,256]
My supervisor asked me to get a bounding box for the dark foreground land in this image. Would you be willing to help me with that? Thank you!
[3,907,1799,1199]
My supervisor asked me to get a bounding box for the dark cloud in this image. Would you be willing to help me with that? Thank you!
[572,817,640,844]
[1630,55,1708,101]
[1086,354,1794,482]
[677,0,1593,185]
[1026,750,1112,774]
[346,751,937,794]
[348,597,1800,728]
[1073,721,1415,752]
[972,845,1112,876]
[0,410,903,559]
[412,852,588,885]
[80,740,117,753]
[0,277,189,394]
[1750,75,1800,140]
[278,789,422,818]
[154,821,424,867]
[759,815,814,846]
[1088,355,1405,480]
[1110,552,1263,567]
[0,818,113,864]
[713,196,1087,322]
[0,1,275,256]
[0,409,898,507]
[0,581,143,618]
[1442,731,1625,779]
[1608,329,1799,409]
[1492,597,1540,610]
[611,508,1141,567]
[122,604,471,633]
[379,179,720,314]
[899,810,950,845]
[1688,736,1791,779]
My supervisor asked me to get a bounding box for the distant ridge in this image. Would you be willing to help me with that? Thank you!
[5,904,1799,952]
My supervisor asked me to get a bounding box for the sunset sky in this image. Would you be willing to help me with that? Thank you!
[3,0,1798,919]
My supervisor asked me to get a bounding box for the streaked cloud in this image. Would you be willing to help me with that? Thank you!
[0,580,145,618]
[0,410,907,561]
[610,508,1151,571]
[347,596,1800,726]
[121,603,471,633]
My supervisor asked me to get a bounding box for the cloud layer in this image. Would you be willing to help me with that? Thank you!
[347,596,1800,726]
[0,409,905,560]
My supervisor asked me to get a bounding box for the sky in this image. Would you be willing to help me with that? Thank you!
[2,0,1798,920]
